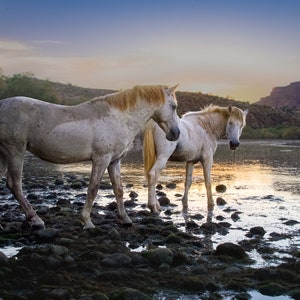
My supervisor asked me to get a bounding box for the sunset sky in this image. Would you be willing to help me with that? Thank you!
[1,0,300,102]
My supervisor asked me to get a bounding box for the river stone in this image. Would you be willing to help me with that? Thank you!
[258,282,288,296]
[158,195,170,206]
[216,184,227,193]
[249,226,266,236]
[35,228,59,243]
[166,182,176,189]
[146,247,174,267]
[215,242,247,259]
[216,197,227,205]
[110,287,151,300]
[50,245,68,256]
[100,253,132,268]
[54,178,64,185]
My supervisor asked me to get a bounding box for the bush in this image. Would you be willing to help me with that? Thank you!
[0,73,58,103]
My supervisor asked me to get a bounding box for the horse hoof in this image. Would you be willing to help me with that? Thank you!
[83,220,96,229]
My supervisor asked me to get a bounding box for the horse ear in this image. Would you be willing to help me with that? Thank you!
[244,109,249,116]
[228,105,232,113]
[166,84,179,95]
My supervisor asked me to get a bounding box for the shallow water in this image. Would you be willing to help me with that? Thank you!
[1,140,300,269]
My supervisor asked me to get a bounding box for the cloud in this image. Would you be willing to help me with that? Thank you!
[0,40,33,52]
[32,40,68,45]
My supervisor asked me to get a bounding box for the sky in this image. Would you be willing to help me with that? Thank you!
[0,0,300,102]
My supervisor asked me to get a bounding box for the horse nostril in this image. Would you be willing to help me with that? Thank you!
[229,141,239,150]
[166,127,180,141]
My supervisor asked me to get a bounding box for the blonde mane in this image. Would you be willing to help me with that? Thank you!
[92,85,166,111]
[183,105,246,138]
[184,104,245,122]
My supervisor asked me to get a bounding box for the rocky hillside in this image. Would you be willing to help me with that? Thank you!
[256,82,300,109]
[45,81,300,131]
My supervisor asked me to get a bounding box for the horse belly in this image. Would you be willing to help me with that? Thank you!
[27,127,94,164]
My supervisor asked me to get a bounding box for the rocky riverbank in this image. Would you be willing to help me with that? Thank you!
[0,175,300,300]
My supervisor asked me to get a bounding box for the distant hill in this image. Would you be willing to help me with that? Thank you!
[1,75,299,138]
[29,80,300,133]
[255,82,300,109]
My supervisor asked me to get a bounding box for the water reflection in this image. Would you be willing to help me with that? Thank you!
[2,140,300,266]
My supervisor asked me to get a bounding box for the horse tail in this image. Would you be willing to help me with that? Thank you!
[143,121,157,182]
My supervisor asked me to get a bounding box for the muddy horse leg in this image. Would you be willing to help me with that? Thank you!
[6,152,45,229]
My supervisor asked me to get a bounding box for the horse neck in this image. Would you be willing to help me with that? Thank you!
[199,111,228,140]
[126,99,159,131]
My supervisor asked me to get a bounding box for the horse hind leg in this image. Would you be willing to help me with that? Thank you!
[108,159,132,225]
[181,161,194,213]
[6,154,45,229]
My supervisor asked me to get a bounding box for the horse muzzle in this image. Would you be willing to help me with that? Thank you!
[166,126,180,141]
[229,140,240,150]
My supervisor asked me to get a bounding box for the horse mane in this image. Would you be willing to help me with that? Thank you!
[183,104,245,138]
[184,104,244,121]
[91,85,166,111]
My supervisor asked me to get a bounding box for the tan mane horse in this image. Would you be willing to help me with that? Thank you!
[143,104,248,214]
[0,84,180,229]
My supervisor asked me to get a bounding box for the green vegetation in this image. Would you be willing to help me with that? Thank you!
[242,126,300,139]
[0,73,58,102]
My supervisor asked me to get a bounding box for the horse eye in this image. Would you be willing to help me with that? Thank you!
[171,104,177,110]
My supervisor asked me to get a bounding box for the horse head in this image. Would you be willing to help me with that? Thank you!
[226,105,248,150]
[152,84,180,141]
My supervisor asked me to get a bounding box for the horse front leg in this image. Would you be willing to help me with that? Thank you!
[82,159,108,229]
[107,159,132,225]
[6,155,45,229]
[181,161,194,212]
[147,156,169,214]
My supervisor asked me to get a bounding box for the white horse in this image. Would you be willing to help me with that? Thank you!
[0,85,180,229]
[143,105,248,213]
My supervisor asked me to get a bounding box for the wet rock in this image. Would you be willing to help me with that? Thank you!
[145,247,173,267]
[47,288,71,299]
[156,184,163,190]
[54,178,64,185]
[35,228,59,243]
[216,197,227,205]
[248,226,266,237]
[258,282,288,296]
[191,264,208,275]
[165,233,183,244]
[70,181,83,189]
[129,191,138,199]
[215,242,248,259]
[185,219,200,230]
[216,184,227,193]
[283,219,299,226]
[200,222,217,234]
[231,211,242,221]
[158,195,170,206]
[101,253,132,268]
[110,287,151,300]
[50,245,68,256]
[166,182,176,189]
[180,275,206,291]
[140,216,163,226]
